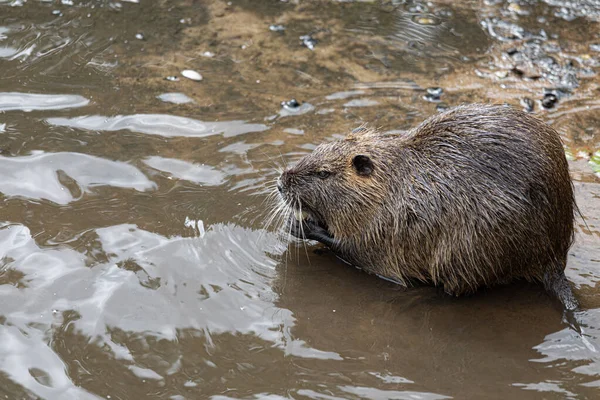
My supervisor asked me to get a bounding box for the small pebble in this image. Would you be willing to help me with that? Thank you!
[427,87,443,97]
[281,99,300,109]
[181,70,203,81]
[495,70,509,79]
[165,76,179,82]
[590,44,600,52]
[507,3,528,15]
[52,10,62,15]
[412,16,439,25]
[423,87,443,102]
[408,4,427,13]
[541,93,558,109]
[269,24,286,32]
[201,51,215,57]
[300,35,317,51]
[520,97,534,112]
[135,33,145,40]
[436,103,449,112]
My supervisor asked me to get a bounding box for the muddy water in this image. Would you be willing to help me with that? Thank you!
[0,0,599,399]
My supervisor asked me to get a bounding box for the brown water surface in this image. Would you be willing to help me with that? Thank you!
[0,1,599,399]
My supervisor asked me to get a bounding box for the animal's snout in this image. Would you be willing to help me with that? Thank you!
[279,169,296,193]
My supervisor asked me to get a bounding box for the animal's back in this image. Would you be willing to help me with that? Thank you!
[378,104,575,295]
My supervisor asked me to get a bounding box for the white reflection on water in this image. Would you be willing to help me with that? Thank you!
[0,92,89,111]
[0,221,341,397]
[143,156,226,186]
[156,92,195,104]
[0,151,156,204]
[47,114,269,138]
[0,326,102,400]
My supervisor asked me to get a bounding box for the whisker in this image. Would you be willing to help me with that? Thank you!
[298,198,311,265]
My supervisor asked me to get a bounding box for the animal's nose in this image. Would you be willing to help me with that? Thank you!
[279,169,295,193]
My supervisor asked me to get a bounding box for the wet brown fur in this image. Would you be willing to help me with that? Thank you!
[277,104,576,303]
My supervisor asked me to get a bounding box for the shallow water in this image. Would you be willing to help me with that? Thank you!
[0,1,599,399]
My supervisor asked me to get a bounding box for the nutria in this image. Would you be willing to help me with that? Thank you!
[275,103,578,310]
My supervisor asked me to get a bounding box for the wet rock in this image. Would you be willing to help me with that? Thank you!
[520,97,534,112]
[281,99,300,110]
[541,93,558,109]
[269,25,285,32]
[436,103,449,112]
[542,42,561,53]
[181,70,203,81]
[407,3,428,13]
[505,40,580,89]
[544,0,600,22]
[300,35,317,51]
[279,100,315,117]
[590,44,600,52]
[412,15,441,26]
[436,8,453,18]
[560,72,579,89]
[427,87,443,97]
[423,87,443,102]
[481,18,526,42]
[508,3,529,15]
[495,70,509,79]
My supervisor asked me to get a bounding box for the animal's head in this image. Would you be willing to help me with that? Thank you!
[277,128,390,238]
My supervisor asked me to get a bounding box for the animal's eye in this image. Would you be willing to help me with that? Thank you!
[317,170,330,179]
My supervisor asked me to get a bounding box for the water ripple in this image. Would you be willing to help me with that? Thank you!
[47,114,269,138]
[0,92,89,111]
[143,156,226,186]
[0,152,155,204]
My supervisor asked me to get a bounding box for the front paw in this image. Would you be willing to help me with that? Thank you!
[289,216,332,242]
[289,216,312,239]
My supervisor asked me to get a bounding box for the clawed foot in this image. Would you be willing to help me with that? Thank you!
[289,215,325,239]
[288,216,336,248]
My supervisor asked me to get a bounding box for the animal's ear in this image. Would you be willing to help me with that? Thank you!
[352,154,374,176]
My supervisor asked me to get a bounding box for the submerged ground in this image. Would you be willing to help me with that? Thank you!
[0,0,599,399]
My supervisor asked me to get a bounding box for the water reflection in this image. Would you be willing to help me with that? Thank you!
[0,92,89,112]
[157,92,195,105]
[0,152,155,204]
[47,114,269,138]
[0,222,348,397]
[143,156,225,186]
